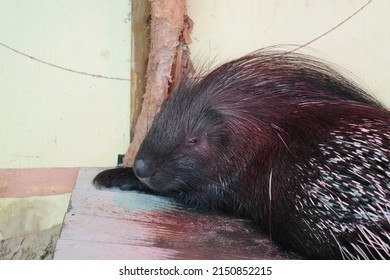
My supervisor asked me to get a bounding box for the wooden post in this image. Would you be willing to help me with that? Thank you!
[124,0,190,167]
[130,0,151,141]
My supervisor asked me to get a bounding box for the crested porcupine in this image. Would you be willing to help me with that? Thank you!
[94,48,390,259]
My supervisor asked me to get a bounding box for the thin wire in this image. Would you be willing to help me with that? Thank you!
[289,0,373,53]
[0,41,130,81]
[0,0,373,80]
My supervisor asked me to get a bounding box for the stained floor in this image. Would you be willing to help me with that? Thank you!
[54,168,298,260]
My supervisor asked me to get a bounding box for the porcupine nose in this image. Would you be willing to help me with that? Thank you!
[133,159,148,178]
[133,159,154,187]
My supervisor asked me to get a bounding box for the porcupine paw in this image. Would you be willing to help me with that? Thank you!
[93,167,150,192]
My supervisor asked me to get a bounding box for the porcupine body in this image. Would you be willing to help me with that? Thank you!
[94,48,390,259]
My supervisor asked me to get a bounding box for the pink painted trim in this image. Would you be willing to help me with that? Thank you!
[0,168,78,198]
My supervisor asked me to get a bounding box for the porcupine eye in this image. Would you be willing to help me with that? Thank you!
[185,136,199,146]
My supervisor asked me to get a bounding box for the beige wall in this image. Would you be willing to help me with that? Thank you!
[0,0,389,169]
[0,0,131,168]
[188,0,390,107]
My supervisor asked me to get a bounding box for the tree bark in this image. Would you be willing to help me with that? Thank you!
[124,0,193,167]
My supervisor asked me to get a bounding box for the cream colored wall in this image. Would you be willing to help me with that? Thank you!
[1,0,389,169]
[188,0,390,107]
[0,0,131,168]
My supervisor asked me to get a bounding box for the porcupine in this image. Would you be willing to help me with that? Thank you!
[94,47,390,259]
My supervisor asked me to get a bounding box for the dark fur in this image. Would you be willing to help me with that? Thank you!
[94,48,390,259]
